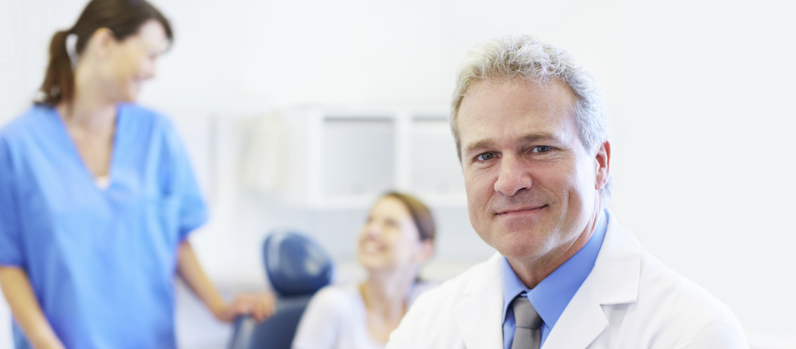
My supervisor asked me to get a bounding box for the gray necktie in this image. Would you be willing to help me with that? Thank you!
[510,295,543,349]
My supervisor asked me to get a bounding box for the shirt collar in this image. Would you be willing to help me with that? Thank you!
[501,209,609,328]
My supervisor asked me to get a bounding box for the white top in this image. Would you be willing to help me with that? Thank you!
[94,175,110,189]
[292,282,435,349]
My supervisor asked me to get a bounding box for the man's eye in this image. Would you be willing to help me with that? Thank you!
[476,153,495,161]
[533,146,552,153]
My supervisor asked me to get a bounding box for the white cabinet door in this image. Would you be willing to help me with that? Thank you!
[320,117,395,198]
[410,117,465,202]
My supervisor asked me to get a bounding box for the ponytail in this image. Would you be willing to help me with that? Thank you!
[38,30,75,106]
[34,0,174,106]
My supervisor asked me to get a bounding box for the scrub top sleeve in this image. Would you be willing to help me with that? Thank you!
[162,119,209,241]
[0,138,24,267]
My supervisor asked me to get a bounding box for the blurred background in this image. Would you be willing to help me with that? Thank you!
[1,0,794,348]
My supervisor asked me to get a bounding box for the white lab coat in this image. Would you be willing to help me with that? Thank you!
[387,211,749,349]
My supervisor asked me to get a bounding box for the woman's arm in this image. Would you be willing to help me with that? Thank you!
[0,266,64,349]
[176,240,275,322]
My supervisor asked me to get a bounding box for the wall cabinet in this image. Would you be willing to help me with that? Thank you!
[251,107,466,209]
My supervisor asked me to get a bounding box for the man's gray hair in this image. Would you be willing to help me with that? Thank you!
[450,35,611,197]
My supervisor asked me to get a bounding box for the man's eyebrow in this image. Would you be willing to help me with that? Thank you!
[462,139,496,156]
[463,132,560,155]
[520,132,559,144]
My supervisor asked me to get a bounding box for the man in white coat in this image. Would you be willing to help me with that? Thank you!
[386,35,749,349]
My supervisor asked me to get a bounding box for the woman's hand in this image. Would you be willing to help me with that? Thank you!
[176,242,276,323]
[213,292,276,323]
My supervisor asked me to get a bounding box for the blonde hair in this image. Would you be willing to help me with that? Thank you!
[450,35,611,198]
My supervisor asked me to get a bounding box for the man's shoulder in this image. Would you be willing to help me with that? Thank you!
[590,215,748,346]
[413,254,502,310]
[636,247,741,325]
[388,254,503,349]
[608,227,748,346]
[604,213,739,322]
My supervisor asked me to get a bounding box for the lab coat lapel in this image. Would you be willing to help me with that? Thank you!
[542,211,641,349]
[453,253,505,349]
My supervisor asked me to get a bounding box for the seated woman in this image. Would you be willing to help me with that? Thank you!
[292,192,436,349]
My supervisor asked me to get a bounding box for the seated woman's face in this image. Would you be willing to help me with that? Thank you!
[357,196,425,271]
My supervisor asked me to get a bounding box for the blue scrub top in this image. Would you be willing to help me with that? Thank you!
[0,104,208,349]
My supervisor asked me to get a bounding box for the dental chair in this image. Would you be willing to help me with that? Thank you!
[228,231,335,349]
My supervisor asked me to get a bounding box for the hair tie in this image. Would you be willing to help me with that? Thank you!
[65,33,79,69]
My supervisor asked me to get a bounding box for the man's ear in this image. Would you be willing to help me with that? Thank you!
[594,140,611,191]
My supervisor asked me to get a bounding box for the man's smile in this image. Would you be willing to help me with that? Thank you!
[495,205,548,217]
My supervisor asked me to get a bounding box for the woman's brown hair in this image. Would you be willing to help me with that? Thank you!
[382,191,436,242]
[37,0,173,106]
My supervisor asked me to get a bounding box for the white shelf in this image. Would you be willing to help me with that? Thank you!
[250,106,467,210]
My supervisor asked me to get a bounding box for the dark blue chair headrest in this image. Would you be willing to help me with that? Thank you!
[263,231,334,297]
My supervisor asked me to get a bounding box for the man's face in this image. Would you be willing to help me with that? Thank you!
[457,78,607,262]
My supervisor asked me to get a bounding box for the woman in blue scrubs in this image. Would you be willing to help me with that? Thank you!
[0,1,274,348]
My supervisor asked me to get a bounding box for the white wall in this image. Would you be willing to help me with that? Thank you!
[1,0,794,348]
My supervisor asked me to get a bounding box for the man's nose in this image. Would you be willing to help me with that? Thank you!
[493,155,532,196]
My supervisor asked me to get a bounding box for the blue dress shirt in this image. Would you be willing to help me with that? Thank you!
[501,210,608,349]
